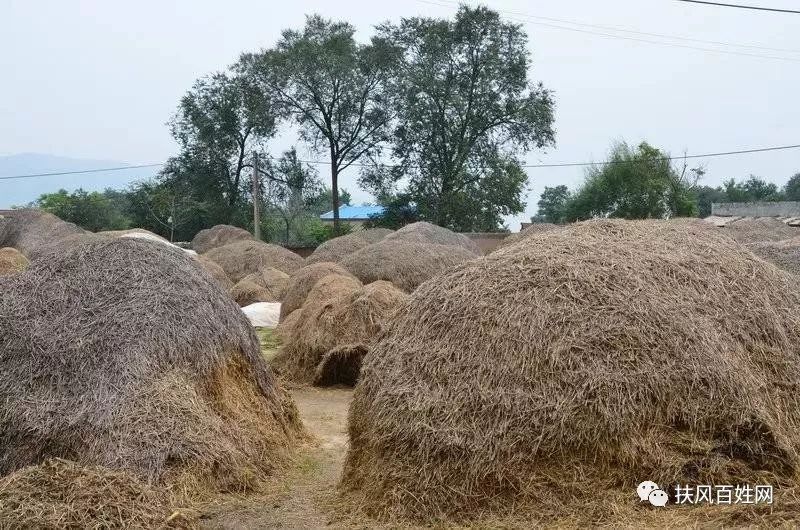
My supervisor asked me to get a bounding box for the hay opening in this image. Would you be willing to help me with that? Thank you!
[0,237,303,498]
[341,219,800,522]
[273,279,407,386]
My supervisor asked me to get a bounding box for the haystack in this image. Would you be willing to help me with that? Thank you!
[0,237,302,495]
[191,224,255,254]
[748,237,800,275]
[340,240,477,292]
[342,219,800,521]
[280,262,358,319]
[0,247,29,276]
[0,459,195,529]
[195,255,234,290]
[723,217,796,244]
[275,308,303,342]
[305,228,393,265]
[204,240,304,282]
[493,222,559,251]
[273,279,408,386]
[0,209,97,259]
[230,268,290,307]
[383,221,480,253]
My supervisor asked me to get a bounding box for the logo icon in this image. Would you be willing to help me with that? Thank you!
[637,480,668,507]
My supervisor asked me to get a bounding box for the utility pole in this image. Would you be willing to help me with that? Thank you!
[253,152,261,240]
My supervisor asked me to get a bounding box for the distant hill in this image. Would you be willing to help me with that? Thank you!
[0,153,160,208]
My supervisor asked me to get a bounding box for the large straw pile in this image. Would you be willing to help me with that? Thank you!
[493,222,560,251]
[0,247,29,276]
[273,277,408,386]
[0,238,302,495]
[230,267,290,307]
[723,217,796,244]
[342,219,800,522]
[280,262,358,320]
[383,221,480,253]
[195,255,234,290]
[204,240,304,282]
[748,236,800,275]
[305,228,394,265]
[340,240,477,292]
[191,224,255,254]
[0,459,195,529]
[0,209,97,259]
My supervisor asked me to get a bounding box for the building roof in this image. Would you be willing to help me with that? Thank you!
[320,205,385,221]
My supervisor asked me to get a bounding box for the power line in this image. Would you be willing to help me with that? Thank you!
[2,144,798,181]
[426,0,800,54]
[0,163,163,181]
[675,0,800,14]
[417,0,800,62]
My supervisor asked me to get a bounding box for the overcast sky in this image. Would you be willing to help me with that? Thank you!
[1,0,798,229]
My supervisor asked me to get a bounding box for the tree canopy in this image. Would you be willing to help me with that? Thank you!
[368,5,555,231]
[239,15,399,232]
[562,142,698,221]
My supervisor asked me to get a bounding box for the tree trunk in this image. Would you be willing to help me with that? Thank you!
[330,145,341,235]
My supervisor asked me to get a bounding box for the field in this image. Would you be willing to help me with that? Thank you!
[2,213,800,528]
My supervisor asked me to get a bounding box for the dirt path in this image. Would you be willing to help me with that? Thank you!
[201,386,353,529]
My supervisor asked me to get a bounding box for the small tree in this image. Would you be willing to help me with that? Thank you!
[240,15,399,233]
[536,185,570,224]
[785,173,800,201]
[261,148,322,245]
[36,189,130,232]
[564,141,698,221]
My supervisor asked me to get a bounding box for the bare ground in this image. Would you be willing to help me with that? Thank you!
[199,386,354,529]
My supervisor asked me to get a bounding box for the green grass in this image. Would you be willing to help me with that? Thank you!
[255,327,281,360]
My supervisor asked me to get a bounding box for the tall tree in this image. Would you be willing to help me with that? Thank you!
[167,71,277,223]
[564,141,698,221]
[785,173,800,201]
[372,5,555,231]
[239,15,398,233]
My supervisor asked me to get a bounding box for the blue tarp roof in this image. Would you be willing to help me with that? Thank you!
[320,205,385,220]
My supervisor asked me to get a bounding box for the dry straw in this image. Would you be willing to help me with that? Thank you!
[0,247,29,276]
[747,237,800,276]
[191,224,254,254]
[230,267,290,306]
[0,238,303,498]
[342,219,800,522]
[280,262,358,320]
[204,240,304,282]
[340,239,477,292]
[493,221,560,251]
[195,254,234,290]
[722,217,797,244]
[383,221,481,253]
[0,209,98,259]
[305,228,394,265]
[0,459,196,529]
[273,278,407,386]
